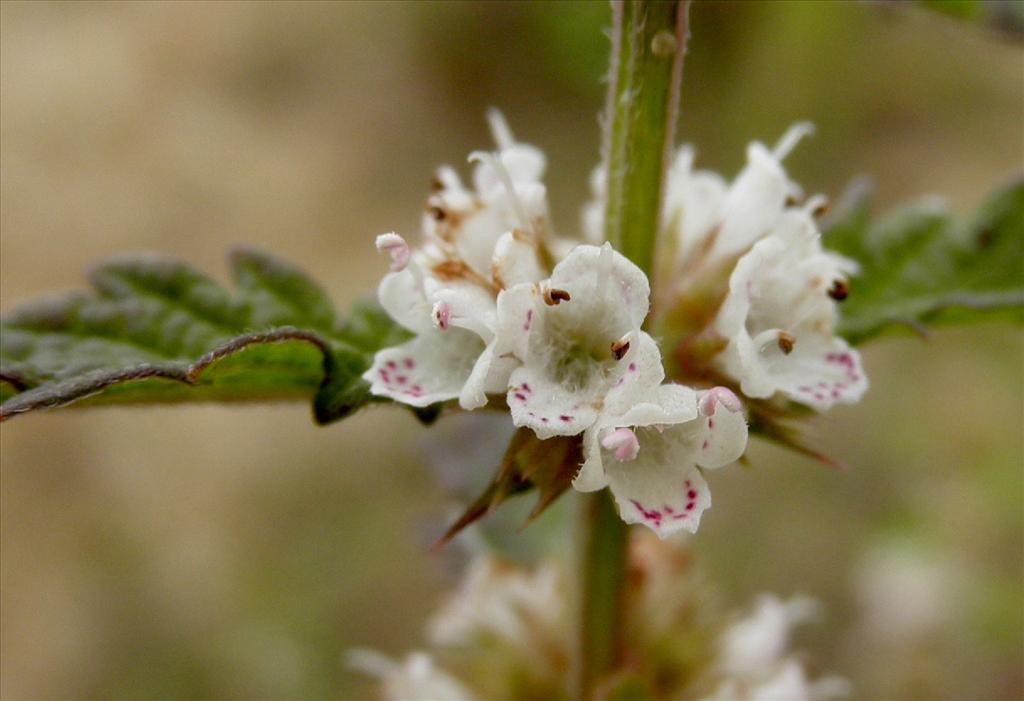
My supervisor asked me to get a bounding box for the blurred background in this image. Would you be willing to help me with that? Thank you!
[1,1,1021,699]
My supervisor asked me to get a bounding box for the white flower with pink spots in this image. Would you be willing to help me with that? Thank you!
[495,243,659,439]
[573,382,748,538]
[713,205,868,410]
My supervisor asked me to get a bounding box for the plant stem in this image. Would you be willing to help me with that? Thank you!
[575,1,689,698]
[575,490,630,698]
[602,0,689,275]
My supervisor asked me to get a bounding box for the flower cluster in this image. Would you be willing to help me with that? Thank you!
[351,547,848,701]
[703,594,850,701]
[363,114,866,538]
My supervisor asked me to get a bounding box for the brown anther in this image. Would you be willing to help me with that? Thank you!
[428,205,446,221]
[543,288,571,306]
[812,200,831,217]
[611,339,630,361]
[777,331,796,355]
[827,279,849,301]
[430,176,445,192]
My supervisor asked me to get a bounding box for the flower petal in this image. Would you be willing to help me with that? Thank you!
[458,344,518,410]
[605,431,712,538]
[493,282,539,361]
[506,365,599,440]
[550,243,651,329]
[665,146,728,264]
[695,388,749,469]
[575,383,699,494]
[709,124,812,261]
[768,337,868,410]
[602,332,667,419]
[491,231,546,289]
[378,267,434,334]
[432,282,496,341]
[364,329,484,407]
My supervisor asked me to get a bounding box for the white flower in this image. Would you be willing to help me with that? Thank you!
[363,113,551,411]
[713,205,868,410]
[573,379,748,538]
[706,661,851,701]
[496,243,658,439]
[428,556,566,657]
[347,649,475,701]
[424,110,549,280]
[704,594,850,701]
[718,594,821,680]
[662,123,812,267]
[587,123,811,263]
[363,236,501,408]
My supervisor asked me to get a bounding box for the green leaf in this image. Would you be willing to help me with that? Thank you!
[826,178,1024,344]
[0,247,420,423]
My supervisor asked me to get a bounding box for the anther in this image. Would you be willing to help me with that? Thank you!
[827,279,848,301]
[699,387,742,417]
[777,331,796,355]
[543,288,571,306]
[601,428,640,462]
[611,338,631,360]
[375,232,410,272]
[432,300,451,330]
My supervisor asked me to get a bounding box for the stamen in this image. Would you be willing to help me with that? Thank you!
[777,331,796,354]
[486,107,516,152]
[375,232,410,272]
[432,300,451,330]
[601,428,640,462]
[828,279,849,301]
[772,122,815,161]
[804,194,830,217]
[543,287,571,305]
[611,337,631,360]
[699,386,742,417]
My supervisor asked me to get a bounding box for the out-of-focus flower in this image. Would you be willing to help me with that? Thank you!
[718,594,821,680]
[706,660,851,701]
[347,649,476,701]
[854,540,960,643]
[703,594,849,701]
[428,556,566,655]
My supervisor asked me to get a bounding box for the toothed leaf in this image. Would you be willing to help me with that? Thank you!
[0,248,417,423]
[827,178,1024,344]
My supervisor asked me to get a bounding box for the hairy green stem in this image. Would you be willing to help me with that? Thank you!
[575,2,689,698]
[602,0,689,273]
